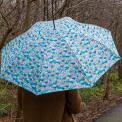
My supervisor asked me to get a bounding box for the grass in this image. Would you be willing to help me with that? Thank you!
[0,81,17,118]
[80,81,104,103]
[80,71,122,103]
[111,72,122,92]
[0,104,11,117]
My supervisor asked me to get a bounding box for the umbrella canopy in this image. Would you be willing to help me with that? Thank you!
[0,17,120,95]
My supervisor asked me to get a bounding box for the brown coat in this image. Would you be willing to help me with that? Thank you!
[22,89,82,122]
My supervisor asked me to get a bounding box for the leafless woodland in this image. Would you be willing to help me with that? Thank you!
[0,0,122,121]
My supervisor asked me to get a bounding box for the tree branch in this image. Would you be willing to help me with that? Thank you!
[0,0,3,6]
[0,11,10,29]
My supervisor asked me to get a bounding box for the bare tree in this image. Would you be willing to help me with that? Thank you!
[0,0,122,121]
[118,28,122,79]
[103,72,112,100]
[0,0,24,50]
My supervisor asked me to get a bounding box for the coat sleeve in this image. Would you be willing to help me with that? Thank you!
[65,89,82,114]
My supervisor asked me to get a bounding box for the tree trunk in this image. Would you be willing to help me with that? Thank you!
[118,60,122,79]
[103,72,112,100]
[118,29,122,79]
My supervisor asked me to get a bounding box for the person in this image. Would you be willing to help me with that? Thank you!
[20,88,82,122]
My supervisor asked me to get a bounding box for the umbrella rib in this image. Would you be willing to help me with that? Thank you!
[61,31,120,86]
[72,30,119,57]
[90,37,120,57]
[67,30,119,57]
[63,38,91,84]
[71,17,119,56]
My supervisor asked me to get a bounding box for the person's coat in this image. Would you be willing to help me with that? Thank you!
[22,89,82,122]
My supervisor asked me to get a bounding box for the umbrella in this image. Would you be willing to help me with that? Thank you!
[0,17,120,95]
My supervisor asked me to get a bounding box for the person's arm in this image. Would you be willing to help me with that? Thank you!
[65,89,82,114]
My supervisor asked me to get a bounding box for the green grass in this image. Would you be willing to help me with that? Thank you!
[0,82,17,91]
[111,71,122,91]
[0,103,11,117]
[0,81,17,117]
[112,80,122,91]
[80,84,104,103]
[80,71,122,103]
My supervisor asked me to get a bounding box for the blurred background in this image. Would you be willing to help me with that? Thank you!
[0,0,122,122]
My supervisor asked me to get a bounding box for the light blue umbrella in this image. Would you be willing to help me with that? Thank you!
[0,17,120,95]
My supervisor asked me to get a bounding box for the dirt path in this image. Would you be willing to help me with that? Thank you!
[75,92,122,122]
[94,103,122,122]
